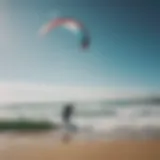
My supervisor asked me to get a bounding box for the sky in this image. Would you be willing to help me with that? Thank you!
[0,0,160,102]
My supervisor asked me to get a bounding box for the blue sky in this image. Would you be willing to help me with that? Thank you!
[0,0,159,102]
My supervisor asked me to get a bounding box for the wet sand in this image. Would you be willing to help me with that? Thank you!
[0,132,160,160]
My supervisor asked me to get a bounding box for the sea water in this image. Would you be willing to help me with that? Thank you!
[0,102,160,139]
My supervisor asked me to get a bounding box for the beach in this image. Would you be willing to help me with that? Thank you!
[0,103,160,159]
[0,132,160,160]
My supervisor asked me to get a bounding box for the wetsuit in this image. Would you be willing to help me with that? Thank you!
[62,105,73,123]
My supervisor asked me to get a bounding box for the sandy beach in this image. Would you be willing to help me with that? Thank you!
[0,132,160,160]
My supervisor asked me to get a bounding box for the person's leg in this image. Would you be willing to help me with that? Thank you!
[62,132,71,143]
[61,121,72,144]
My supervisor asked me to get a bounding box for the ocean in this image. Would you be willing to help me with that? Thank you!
[0,102,160,139]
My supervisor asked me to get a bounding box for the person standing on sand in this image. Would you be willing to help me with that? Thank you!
[61,104,74,143]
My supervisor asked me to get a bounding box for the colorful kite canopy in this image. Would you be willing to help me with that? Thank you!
[39,17,90,49]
